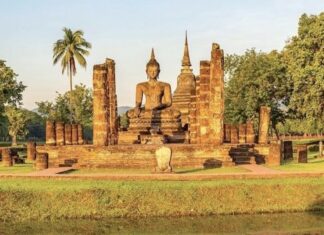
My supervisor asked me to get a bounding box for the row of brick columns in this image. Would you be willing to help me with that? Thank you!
[224,106,271,144]
[46,121,84,146]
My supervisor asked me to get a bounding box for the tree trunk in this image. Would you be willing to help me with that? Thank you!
[12,135,17,146]
[69,67,73,124]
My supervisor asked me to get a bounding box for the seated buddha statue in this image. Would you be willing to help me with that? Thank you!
[127,49,182,134]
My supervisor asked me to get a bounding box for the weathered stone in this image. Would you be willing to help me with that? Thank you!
[230,125,239,144]
[154,146,172,173]
[258,106,271,144]
[209,43,224,145]
[77,124,84,145]
[238,124,246,144]
[64,124,72,145]
[223,124,231,143]
[55,122,65,145]
[246,121,255,143]
[283,141,293,160]
[267,141,282,166]
[27,141,36,161]
[1,148,13,167]
[93,58,118,146]
[72,124,78,145]
[46,120,56,146]
[296,145,307,163]
[35,152,48,170]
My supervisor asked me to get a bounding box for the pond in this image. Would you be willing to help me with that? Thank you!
[1,212,323,234]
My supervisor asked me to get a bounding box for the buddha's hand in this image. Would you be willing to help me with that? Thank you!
[134,107,141,117]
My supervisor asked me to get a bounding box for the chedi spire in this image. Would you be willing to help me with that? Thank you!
[182,31,191,67]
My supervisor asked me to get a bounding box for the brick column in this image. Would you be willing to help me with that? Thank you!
[71,124,78,145]
[267,141,282,166]
[258,106,271,144]
[64,124,72,145]
[198,61,210,143]
[246,121,255,143]
[45,120,56,146]
[238,124,246,144]
[224,124,231,143]
[296,145,307,163]
[1,148,13,167]
[77,124,84,145]
[209,43,224,145]
[93,64,109,146]
[55,122,65,145]
[27,141,36,161]
[230,125,239,144]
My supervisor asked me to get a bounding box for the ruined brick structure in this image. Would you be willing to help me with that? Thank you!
[172,33,196,128]
[189,43,224,145]
[258,106,271,144]
[93,58,118,146]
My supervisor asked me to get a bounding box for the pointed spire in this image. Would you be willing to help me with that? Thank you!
[182,31,191,67]
[150,48,155,60]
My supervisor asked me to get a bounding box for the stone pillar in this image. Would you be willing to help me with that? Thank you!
[283,141,293,160]
[55,122,65,146]
[230,125,239,144]
[224,124,231,143]
[246,121,255,144]
[93,64,109,146]
[27,141,36,161]
[296,145,307,163]
[71,124,78,145]
[198,60,210,143]
[45,120,56,146]
[64,124,72,145]
[209,43,224,145]
[258,106,271,144]
[1,148,13,167]
[238,124,246,144]
[267,141,282,166]
[77,124,84,145]
[35,153,48,170]
[106,59,118,145]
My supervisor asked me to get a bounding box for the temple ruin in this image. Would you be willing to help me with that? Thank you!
[37,34,280,169]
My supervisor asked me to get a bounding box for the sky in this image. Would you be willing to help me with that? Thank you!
[0,0,323,109]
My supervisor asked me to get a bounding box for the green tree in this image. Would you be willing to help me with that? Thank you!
[0,60,26,113]
[52,27,92,123]
[4,106,29,146]
[224,49,292,136]
[284,13,324,133]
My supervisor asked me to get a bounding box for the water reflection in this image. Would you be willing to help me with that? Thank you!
[1,212,323,235]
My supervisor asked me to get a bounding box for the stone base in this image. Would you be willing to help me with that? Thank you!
[119,131,187,144]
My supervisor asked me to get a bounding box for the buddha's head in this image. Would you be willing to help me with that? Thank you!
[146,48,160,80]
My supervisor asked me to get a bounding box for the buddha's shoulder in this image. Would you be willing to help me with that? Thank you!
[136,82,149,87]
[157,81,171,87]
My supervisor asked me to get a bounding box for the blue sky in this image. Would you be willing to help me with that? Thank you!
[0,0,323,109]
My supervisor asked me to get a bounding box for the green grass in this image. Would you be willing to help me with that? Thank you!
[0,163,34,174]
[67,166,249,175]
[0,177,322,222]
[271,158,324,172]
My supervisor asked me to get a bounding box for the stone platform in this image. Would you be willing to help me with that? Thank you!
[36,143,273,169]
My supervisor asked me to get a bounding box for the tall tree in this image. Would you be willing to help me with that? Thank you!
[284,13,324,133]
[4,106,29,146]
[52,28,91,123]
[0,60,26,113]
[224,49,292,136]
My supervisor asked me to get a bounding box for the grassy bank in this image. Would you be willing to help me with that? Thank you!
[0,177,323,222]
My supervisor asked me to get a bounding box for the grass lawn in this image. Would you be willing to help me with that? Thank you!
[66,166,249,175]
[0,163,34,174]
[270,157,324,172]
[0,177,322,221]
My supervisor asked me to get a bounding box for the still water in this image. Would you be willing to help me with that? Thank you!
[1,212,323,235]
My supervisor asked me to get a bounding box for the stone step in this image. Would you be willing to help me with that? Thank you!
[230,152,254,156]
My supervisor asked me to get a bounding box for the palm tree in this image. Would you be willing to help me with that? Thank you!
[53,27,91,123]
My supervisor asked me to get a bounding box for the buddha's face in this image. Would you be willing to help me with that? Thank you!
[146,65,160,80]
